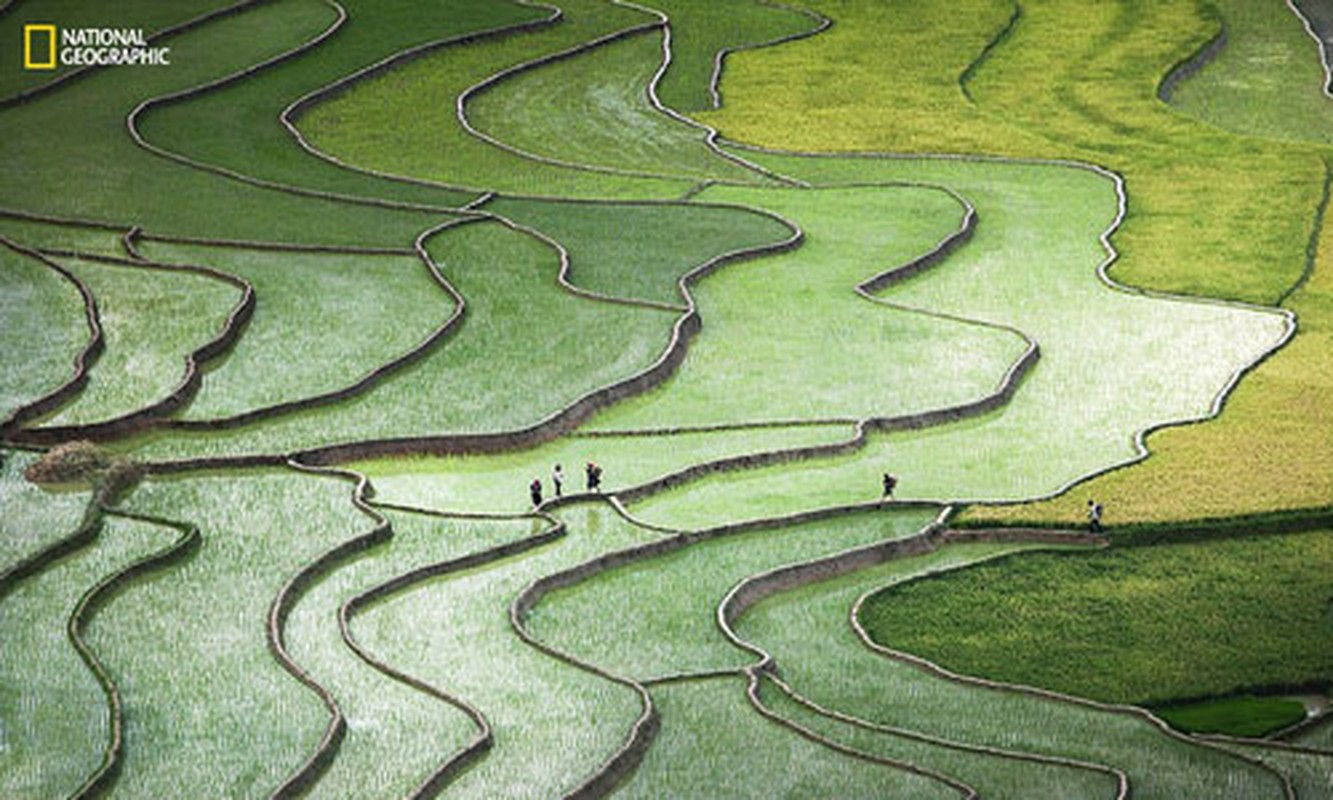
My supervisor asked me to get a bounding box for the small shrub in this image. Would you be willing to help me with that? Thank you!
[25,440,141,498]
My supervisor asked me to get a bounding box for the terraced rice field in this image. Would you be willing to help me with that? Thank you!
[1,0,1329,797]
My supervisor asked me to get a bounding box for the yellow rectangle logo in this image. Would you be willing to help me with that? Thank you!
[24,24,57,70]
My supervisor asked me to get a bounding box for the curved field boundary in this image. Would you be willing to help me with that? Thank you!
[0,481,106,606]
[582,180,1037,443]
[281,2,565,198]
[5,219,467,443]
[266,459,403,798]
[687,512,1103,794]
[122,0,492,216]
[699,0,832,111]
[292,470,562,798]
[0,236,104,435]
[465,206,689,313]
[510,500,947,682]
[716,524,1307,799]
[1279,159,1331,308]
[0,0,266,109]
[12,238,255,444]
[759,667,1130,799]
[575,418,853,438]
[133,232,414,256]
[611,343,1038,507]
[856,186,977,294]
[66,508,201,800]
[0,207,416,256]
[741,671,980,799]
[507,501,964,793]
[618,0,807,186]
[455,3,801,188]
[168,219,467,433]
[278,205,803,466]
[1200,731,1333,758]
[456,21,682,183]
[1156,13,1227,102]
[1288,0,1333,98]
[511,562,659,797]
[349,494,655,798]
[846,559,1298,799]
[723,143,1298,511]
[958,1,1022,103]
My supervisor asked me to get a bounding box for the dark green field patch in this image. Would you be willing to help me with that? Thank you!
[1154,695,1309,738]
[859,530,1333,708]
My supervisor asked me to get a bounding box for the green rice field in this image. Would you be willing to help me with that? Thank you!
[1,0,1329,795]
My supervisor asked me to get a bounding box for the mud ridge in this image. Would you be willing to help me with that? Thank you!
[0,236,104,436]
[281,2,565,198]
[67,508,201,800]
[310,468,565,798]
[760,670,1130,799]
[959,1,1023,103]
[1156,11,1227,102]
[12,237,255,443]
[701,0,832,111]
[1287,0,1333,98]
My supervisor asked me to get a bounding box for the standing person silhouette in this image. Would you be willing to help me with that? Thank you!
[1088,499,1103,533]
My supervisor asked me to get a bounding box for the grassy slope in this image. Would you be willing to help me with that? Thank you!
[349,503,660,798]
[484,196,792,307]
[0,513,172,798]
[117,221,677,461]
[466,29,764,183]
[136,243,450,421]
[38,255,239,427]
[859,530,1333,707]
[623,156,1285,529]
[692,0,1329,525]
[283,505,539,797]
[588,184,1027,431]
[0,0,450,246]
[648,0,819,112]
[94,469,365,796]
[734,542,1286,799]
[526,506,935,680]
[624,677,954,798]
[133,0,547,208]
[297,0,692,200]
[0,245,86,422]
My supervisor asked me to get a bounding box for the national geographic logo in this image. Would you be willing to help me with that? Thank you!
[23,24,171,70]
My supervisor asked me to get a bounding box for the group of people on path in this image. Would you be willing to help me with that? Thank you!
[529,463,1107,532]
[529,461,603,507]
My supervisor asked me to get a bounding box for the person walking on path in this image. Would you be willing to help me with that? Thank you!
[586,462,603,493]
[882,473,898,499]
[530,478,543,508]
[552,464,564,498]
[1088,499,1103,533]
